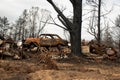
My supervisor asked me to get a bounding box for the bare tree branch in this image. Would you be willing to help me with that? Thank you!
[57,15,68,28]
[101,7,113,17]
[50,15,68,30]
[47,0,73,30]
[40,16,68,31]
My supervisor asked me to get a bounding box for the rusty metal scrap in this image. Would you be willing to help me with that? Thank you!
[22,34,69,54]
[39,34,68,47]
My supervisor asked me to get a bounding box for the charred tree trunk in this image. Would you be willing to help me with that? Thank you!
[98,0,101,44]
[18,25,22,40]
[47,0,83,56]
[70,0,82,56]
[70,30,81,56]
[22,26,25,40]
[118,39,120,52]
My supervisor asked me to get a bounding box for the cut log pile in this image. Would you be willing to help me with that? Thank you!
[82,40,118,61]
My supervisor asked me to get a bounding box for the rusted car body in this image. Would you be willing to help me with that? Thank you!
[22,34,69,54]
[39,34,68,47]
[23,34,68,47]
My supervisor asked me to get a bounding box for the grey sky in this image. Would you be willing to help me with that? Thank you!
[0,0,50,21]
[0,0,72,21]
[0,0,120,40]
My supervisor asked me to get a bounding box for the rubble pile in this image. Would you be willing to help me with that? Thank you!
[0,34,70,60]
[0,34,119,62]
[82,39,118,61]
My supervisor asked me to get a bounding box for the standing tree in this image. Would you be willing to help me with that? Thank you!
[115,15,120,28]
[86,0,112,44]
[29,7,39,38]
[114,15,120,51]
[102,23,114,47]
[16,17,24,40]
[98,0,101,44]
[0,16,9,36]
[46,0,83,56]
[37,9,51,36]
[86,7,105,41]
[13,9,29,40]
[86,0,101,43]
[21,9,28,40]
[13,7,51,40]
[28,7,51,37]
[87,8,98,40]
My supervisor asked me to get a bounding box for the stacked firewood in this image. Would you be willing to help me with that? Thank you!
[88,40,117,60]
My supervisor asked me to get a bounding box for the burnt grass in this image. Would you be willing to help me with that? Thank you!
[0,52,120,80]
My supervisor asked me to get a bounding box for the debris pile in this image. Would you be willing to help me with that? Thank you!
[0,34,119,62]
[82,39,118,61]
[0,34,70,60]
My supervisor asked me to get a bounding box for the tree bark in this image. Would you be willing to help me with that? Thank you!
[47,0,82,56]
[70,30,81,56]
[71,0,82,56]
[98,0,101,44]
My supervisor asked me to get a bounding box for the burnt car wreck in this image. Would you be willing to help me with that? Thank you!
[22,34,70,58]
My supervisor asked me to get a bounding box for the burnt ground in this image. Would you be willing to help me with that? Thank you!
[0,53,120,80]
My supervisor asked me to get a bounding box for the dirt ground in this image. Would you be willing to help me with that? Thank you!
[0,53,120,80]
